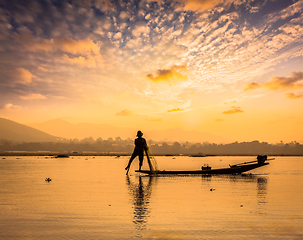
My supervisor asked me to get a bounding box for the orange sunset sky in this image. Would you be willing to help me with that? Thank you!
[0,0,302,143]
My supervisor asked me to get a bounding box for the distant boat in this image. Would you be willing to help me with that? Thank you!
[190,153,206,157]
[55,154,69,158]
[136,155,274,175]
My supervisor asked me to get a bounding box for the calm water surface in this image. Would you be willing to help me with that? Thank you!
[0,156,302,239]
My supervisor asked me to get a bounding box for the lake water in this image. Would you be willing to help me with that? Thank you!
[0,156,302,239]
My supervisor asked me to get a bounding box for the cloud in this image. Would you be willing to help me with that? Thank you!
[38,66,48,72]
[53,96,67,100]
[180,0,222,12]
[167,108,184,112]
[132,21,150,37]
[2,103,21,110]
[115,109,133,116]
[285,92,303,99]
[113,32,122,40]
[214,118,224,122]
[119,11,130,20]
[222,106,244,114]
[29,36,100,55]
[16,32,102,62]
[14,68,35,85]
[146,64,188,83]
[93,0,116,12]
[224,100,237,104]
[244,82,261,91]
[62,54,100,68]
[244,72,303,91]
[263,72,303,91]
[19,93,47,100]
[28,38,54,52]
[54,37,100,55]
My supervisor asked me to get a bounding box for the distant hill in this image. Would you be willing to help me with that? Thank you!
[146,128,230,143]
[28,118,135,140]
[0,117,60,142]
[28,118,230,143]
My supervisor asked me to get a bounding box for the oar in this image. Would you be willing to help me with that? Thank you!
[233,158,275,166]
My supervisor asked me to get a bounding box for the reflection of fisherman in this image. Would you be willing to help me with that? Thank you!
[126,176,154,230]
[125,131,148,171]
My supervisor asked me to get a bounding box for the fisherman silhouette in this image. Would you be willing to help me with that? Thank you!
[125,131,148,173]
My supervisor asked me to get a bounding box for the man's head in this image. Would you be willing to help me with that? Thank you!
[137,130,143,137]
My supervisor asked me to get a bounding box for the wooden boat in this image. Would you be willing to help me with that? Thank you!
[135,155,273,175]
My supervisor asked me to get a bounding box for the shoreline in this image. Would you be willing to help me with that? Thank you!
[1,152,302,157]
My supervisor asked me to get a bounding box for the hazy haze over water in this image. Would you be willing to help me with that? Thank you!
[0,156,302,239]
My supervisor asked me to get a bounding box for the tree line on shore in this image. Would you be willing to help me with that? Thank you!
[1,138,303,156]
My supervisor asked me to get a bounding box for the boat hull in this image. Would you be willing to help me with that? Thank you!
[135,162,269,175]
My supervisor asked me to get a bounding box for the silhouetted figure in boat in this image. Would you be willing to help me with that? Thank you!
[257,155,267,164]
[125,131,148,172]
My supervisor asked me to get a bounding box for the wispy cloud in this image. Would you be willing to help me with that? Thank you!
[285,92,303,99]
[54,37,100,55]
[244,71,303,91]
[180,0,222,12]
[14,68,35,85]
[19,93,47,100]
[146,64,188,83]
[263,72,303,91]
[15,33,100,55]
[222,106,244,114]
[14,32,103,68]
[214,118,224,122]
[1,103,21,110]
[115,109,133,116]
[62,54,100,68]
[244,82,261,91]
[167,108,184,112]
[38,66,48,72]
[224,100,237,104]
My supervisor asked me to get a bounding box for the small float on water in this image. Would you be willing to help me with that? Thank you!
[136,155,274,175]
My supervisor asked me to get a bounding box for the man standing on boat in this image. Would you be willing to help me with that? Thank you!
[125,131,148,172]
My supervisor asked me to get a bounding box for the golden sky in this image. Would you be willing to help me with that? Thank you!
[0,0,302,143]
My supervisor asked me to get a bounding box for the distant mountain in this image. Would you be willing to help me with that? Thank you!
[0,117,61,142]
[28,118,135,140]
[28,118,230,143]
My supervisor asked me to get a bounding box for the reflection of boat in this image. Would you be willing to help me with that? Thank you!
[136,155,273,175]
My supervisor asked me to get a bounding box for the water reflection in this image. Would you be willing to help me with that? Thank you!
[257,177,267,205]
[230,174,268,205]
[126,174,268,231]
[126,176,155,230]
[201,174,268,205]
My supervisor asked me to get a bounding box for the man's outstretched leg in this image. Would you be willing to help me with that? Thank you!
[125,152,138,170]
